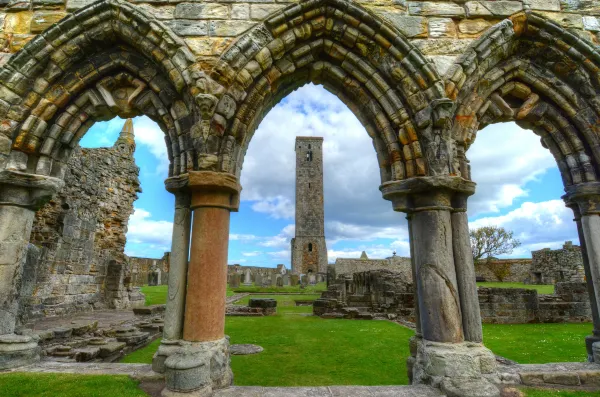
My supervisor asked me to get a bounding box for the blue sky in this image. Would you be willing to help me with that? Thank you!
[80,84,579,266]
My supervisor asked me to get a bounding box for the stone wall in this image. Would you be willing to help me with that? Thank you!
[129,253,170,287]
[474,259,533,283]
[316,269,591,324]
[1,0,598,72]
[19,128,144,323]
[530,242,585,284]
[333,253,412,279]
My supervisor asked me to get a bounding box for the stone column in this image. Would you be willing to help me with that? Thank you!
[162,192,192,341]
[564,184,600,361]
[381,176,498,397]
[0,169,62,370]
[451,194,483,343]
[160,171,239,397]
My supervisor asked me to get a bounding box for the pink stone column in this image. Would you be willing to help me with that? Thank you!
[182,172,241,342]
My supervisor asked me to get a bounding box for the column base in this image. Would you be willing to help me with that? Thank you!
[586,335,600,362]
[159,337,233,396]
[0,334,40,370]
[412,339,500,397]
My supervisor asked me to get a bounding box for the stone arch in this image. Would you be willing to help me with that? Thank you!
[207,0,455,184]
[0,0,199,180]
[448,11,600,187]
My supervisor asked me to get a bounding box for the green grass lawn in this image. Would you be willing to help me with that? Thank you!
[231,282,326,294]
[120,337,161,364]
[477,282,555,295]
[233,294,320,315]
[140,285,234,306]
[483,323,592,363]
[0,373,146,397]
[124,294,412,386]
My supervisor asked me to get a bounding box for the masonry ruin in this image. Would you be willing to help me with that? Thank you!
[20,119,146,326]
[2,0,600,396]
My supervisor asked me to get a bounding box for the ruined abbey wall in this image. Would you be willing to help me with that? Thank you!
[129,253,170,287]
[0,0,598,76]
[19,139,144,323]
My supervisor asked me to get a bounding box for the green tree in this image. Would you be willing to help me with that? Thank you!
[470,226,521,263]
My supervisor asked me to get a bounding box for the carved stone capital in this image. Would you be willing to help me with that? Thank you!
[165,171,241,211]
[380,176,476,213]
[0,170,64,210]
[563,182,600,216]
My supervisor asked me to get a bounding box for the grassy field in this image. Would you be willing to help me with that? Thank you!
[483,323,591,363]
[231,282,326,294]
[4,286,594,396]
[0,373,146,397]
[124,294,413,386]
[140,285,235,306]
[477,282,555,295]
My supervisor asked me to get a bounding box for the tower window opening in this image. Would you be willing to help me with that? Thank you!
[306,151,313,161]
[308,144,311,149]
[309,183,311,189]
[308,243,313,251]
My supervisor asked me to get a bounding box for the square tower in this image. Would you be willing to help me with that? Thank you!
[291,137,327,275]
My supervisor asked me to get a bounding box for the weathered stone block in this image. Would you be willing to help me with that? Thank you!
[465,1,523,17]
[408,2,465,17]
[208,20,256,37]
[378,13,427,38]
[174,3,229,20]
[250,4,286,20]
[4,12,32,35]
[30,11,67,34]
[165,20,208,36]
[248,298,277,308]
[428,18,456,38]
[231,3,249,19]
[527,0,560,11]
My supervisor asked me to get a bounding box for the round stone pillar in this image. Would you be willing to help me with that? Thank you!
[0,169,63,369]
[183,172,240,342]
[163,191,192,341]
[381,176,498,397]
[160,171,239,396]
[451,194,483,343]
[564,183,600,361]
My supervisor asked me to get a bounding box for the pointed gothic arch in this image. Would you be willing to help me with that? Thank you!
[448,11,600,188]
[206,0,456,184]
[0,0,198,180]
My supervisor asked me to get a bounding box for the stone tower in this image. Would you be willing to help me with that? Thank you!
[291,137,327,275]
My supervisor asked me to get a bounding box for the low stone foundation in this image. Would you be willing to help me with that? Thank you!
[412,338,500,397]
[316,270,591,325]
[154,338,233,397]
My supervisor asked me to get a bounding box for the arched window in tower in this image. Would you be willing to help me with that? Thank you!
[308,144,311,149]
[308,243,313,252]
[308,183,311,189]
[306,151,313,161]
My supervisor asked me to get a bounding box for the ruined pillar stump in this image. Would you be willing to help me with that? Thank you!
[0,170,62,369]
[159,172,240,396]
[381,176,499,397]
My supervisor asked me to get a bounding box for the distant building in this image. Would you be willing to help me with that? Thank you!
[291,137,327,275]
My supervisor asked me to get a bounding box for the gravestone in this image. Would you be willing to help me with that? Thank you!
[276,276,283,287]
[243,269,252,286]
[290,275,299,286]
[309,274,316,285]
[230,274,240,288]
[300,275,307,285]
[283,274,290,286]
[254,274,262,287]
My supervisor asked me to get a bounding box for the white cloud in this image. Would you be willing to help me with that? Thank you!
[251,196,294,219]
[469,200,579,257]
[468,123,557,215]
[126,208,173,254]
[132,117,171,175]
[242,251,262,257]
[229,234,259,242]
